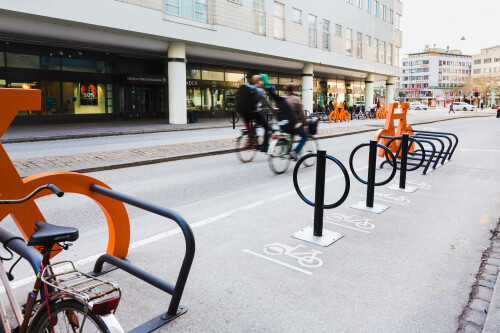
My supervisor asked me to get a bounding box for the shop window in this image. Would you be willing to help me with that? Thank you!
[202,70,224,81]
[187,86,202,111]
[62,58,105,73]
[0,53,4,67]
[40,56,61,70]
[41,81,61,115]
[279,77,292,85]
[293,77,302,86]
[6,53,40,69]
[268,76,279,84]
[225,72,245,82]
[186,68,201,79]
[0,79,6,87]
[61,82,106,114]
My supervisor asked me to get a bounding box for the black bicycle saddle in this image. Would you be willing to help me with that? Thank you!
[27,221,79,247]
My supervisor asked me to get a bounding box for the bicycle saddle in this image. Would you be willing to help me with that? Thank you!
[27,221,79,247]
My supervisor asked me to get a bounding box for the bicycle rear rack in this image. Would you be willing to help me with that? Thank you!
[89,184,195,333]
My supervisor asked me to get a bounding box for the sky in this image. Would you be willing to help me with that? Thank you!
[400,0,500,57]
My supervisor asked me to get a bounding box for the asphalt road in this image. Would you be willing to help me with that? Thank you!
[1,117,499,332]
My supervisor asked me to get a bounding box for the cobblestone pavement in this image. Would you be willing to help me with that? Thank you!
[8,111,494,178]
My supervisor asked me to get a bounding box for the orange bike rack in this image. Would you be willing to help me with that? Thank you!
[372,102,413,156]
[0,89,130,258]
[329,102,350,123]
[376,103,387,119]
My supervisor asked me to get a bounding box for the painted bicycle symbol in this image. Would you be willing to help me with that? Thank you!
[324,213,375,230]
[374,192,410,204]
[263,243,323,268]
[406,180,432,190]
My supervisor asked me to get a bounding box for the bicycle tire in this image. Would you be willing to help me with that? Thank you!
[236,131,257,163]
[302,137,319,167]
[29,299,110,333]
[268,138,291,174]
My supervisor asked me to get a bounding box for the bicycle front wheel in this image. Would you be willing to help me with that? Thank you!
[29,299,110,333]
[236,131,257,163]
[268,138,291,174]
[302,137,319,167]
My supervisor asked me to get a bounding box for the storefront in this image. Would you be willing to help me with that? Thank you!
[313,78,365,108]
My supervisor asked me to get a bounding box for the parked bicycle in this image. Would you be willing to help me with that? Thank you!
[0,184,123,333]
[267,118,319,174]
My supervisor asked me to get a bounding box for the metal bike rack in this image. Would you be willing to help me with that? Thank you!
[90,184,195,333]
[349,140,397,214]
[412,130,459,161]
[228,110,239,129]
[292,150,350,247]
[380,134,426,193]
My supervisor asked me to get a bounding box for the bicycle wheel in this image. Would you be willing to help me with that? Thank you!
[228,111,239,124]
[29,299,109,333]
[297,256,323,268]
[301,137,319,167]
[236,131,257,163]
[268,138,291,174]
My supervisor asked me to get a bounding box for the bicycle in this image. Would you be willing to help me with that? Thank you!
[263,243,323,268]
[0,184,123,333]
[267,123,319,174]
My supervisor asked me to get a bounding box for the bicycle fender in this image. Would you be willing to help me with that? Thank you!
[267,139,279,155]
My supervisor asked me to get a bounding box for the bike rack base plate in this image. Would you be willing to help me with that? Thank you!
[291,226,344,247]
[350,201,389,214]
[129,305,188,333]
[388,184,418,193]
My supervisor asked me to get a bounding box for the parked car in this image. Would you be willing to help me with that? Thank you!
[409,102,428,110]
[451,102,476,111]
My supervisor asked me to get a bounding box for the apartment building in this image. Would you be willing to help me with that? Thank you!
[400,46,471,106]
[471,45,500,106]
[0,0,402,124]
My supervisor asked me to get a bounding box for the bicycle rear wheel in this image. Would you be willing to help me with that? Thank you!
[302,137,319,167]
[236,131,257,163]
[29,299,110,333]
[268,138,291,174]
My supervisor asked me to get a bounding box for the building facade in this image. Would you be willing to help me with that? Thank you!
[400,46,471,107]
[0,0,402,125]
[471,45,500,107]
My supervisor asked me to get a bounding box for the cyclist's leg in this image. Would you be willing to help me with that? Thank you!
[292,125,308,154]
[253,112,270,149]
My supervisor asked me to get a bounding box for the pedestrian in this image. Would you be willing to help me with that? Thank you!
[480,102,484,110]
[283,83,308,161]
[449,102,455,114]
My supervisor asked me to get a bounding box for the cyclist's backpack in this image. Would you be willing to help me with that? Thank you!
[236,84,258,115]
[276,99,296,133]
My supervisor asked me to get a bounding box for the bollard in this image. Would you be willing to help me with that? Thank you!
[292,150,350,247]
[349,141,397,214]
[232,111,235,130]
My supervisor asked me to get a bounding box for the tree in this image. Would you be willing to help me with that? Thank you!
[463,74,500,104]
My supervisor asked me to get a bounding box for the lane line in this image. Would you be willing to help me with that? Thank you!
[3,165,366,292]
[242,249,312,275]
[458,149,500,153]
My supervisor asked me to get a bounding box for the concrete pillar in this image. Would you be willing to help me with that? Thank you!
[490,87,496,107]
[365,73,375,111]
[386,76,395,106]
[302,63,314,113]
[168,42,187,124]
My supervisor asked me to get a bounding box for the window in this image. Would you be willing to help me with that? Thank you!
[382,5,386,20]
[366,35,371,46]
[358,0,362,8]
[389,9,393,24]
[381,41,385,63]
[227,0,241,3]
[308,15,317,47]
[346,28,353,56]
[322,20,330,50]
[165,0,208,22]
[62,58,105,73]
[388,43,393,65]
[356,32,362,58]
[347,0,352,3]
[6,53,40,69]
[474,59,481,65]
[375,1,379,17]
[366,0,371,12]
[273,2,284,39]
[335,24,342,37]
[375,38,379,62]
[292,8,301,23]
[484,58,492,64]
[253,0,266,34]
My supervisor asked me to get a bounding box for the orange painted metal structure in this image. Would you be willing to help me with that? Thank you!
[328,102,350,123]
[376,103,387,119]
[0,89,130,258]
[372,102,413,156]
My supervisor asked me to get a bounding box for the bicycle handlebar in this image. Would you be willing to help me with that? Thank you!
[0,184,64,205]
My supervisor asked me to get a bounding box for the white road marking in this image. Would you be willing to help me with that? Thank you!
[242,249,312,275]
[3,165,367,292]
[323,221,370,233]
[458,149,500,153]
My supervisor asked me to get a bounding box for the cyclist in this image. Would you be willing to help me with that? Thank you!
[283,83,308,160]
[238,75,274,152]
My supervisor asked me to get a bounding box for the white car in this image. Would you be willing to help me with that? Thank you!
[409,102,428,110]
[450,102,476,111]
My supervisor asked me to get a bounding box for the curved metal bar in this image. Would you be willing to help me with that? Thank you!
[0,227,42,274]
[413,133,452,164]
[412,130,459,160]
[411,135,444,169]
[292,153,350,209]
[409,137,437,175]
[349,143,397,186]
[381,136,426,172]
[90,184,195,317]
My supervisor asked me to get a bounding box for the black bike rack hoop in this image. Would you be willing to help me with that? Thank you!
[291,150,350,247]
[349,140,397,214]
[90,184,195,333]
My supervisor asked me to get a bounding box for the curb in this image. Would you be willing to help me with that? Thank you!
[66,114,493,175]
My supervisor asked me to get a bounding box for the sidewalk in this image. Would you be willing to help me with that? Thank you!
[6,110,494,178]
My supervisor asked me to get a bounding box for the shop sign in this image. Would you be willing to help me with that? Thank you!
[80,83,98,106]
[120,74,167,85]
